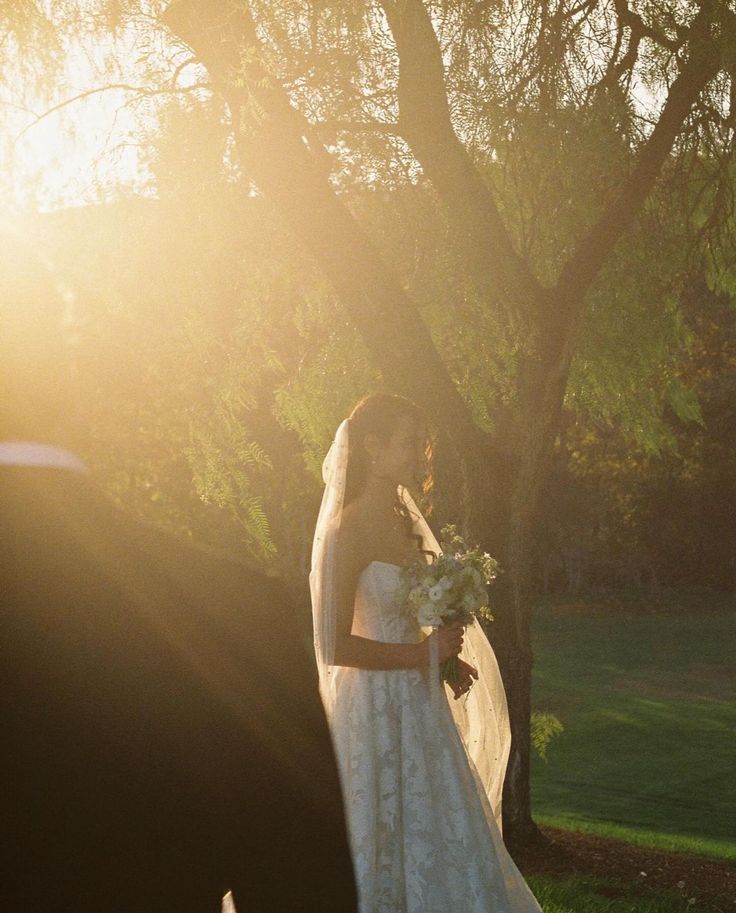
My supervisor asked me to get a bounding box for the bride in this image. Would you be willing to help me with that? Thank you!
[311,393,543,913]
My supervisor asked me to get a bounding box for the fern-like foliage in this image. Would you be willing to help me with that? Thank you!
[530,711,564,762]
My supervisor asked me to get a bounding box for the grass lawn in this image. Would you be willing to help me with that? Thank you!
[529,598,736,863]
[527,874,720,913]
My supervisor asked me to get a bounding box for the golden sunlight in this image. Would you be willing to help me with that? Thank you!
[11,90,143,210]
[3,25,163,211]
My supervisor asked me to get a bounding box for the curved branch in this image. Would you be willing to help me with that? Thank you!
[170,54,200,87]
[555,5,723,314]
[12,81,211,145]
[380,0,543,317]
[592,18,643,95]
[612,0,682,53]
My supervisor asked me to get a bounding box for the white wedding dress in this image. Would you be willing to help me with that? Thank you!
[329,560,543,913]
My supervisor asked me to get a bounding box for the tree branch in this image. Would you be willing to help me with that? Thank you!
[12,81,210,145]
[612,0,682,53]
[555,5,723,314]
[162,0,507,471]
[314,119,401,137]
[379,0,543,318]
[170,54,200,87]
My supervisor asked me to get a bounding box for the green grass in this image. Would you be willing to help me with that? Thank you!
[530,602,736,862]
[527,875,728,913]
[535,815,736,862]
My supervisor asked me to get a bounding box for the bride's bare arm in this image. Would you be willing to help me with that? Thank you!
[331,517,462,670]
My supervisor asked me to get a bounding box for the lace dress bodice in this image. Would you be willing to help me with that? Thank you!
[350,561,420,644]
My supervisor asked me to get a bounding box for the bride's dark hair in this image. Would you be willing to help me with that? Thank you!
[344,393,434,554]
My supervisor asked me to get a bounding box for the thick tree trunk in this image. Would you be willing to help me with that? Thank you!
[499,444,556,842]
[481,433,565,840]
[498,621,536,843]
[436,417,549,844]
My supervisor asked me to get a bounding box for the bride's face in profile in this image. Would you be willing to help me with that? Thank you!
[368,414,427,490]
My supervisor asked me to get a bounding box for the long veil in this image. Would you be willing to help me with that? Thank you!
[310,419,512,832]
[309,418,349,717]
[398,486,511,832]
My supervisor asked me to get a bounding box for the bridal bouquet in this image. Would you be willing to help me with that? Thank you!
[401,525,499,684]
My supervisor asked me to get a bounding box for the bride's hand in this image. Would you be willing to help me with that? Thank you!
[426,622,464,664]
[449,659,479,700]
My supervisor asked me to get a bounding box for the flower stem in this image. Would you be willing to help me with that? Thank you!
[441,656,460,684]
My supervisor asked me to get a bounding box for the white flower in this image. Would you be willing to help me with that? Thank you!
[418,603,442,626]
[428,584,444,602]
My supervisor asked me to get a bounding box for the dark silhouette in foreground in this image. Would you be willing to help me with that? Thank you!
[0,232,357,913]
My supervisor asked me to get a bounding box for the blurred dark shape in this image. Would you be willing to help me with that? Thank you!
[0,230,357,912]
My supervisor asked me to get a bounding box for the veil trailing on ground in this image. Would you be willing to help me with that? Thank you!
[310,418,512,832]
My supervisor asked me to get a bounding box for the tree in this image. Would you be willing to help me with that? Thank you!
[538,276,736,597]
[4,0,734,841]
[155,0,736,841]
